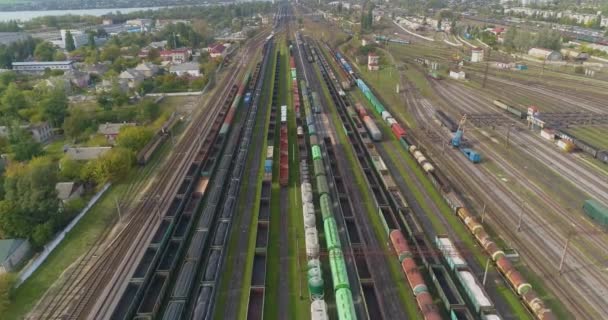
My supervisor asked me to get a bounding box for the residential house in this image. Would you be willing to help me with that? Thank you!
[170,62,201,77]
[528,48,562,61]
[118,69,145,89]
[97,78,129,93]
[65,70,90,88]
[80,62,110,76]
[66,147,112,160]
[208,43,227,58]
[0,122,53,143]
[134,62,159,77]
[56,182,84,203]
[36,76,72,94]
[30,122,53,143]
[0,239,31,273]
[160,48,192,64]
[98,122,135,142]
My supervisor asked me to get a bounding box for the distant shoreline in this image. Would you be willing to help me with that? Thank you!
[0,3,232,22]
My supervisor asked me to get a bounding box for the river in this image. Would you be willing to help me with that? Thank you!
[0,6,183,22]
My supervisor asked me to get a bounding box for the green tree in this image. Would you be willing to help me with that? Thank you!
[65,31,76,51]
[9,127,42,161]
[0,273,17,313]
[34,41,56,61]
[100,45,121,62]
[53,51,67,61]
[63,109,94,141]
[0,83,26,119]
[116,126,153,151]
[88,33,96,48]
[41,89,68,127]
[59,155,84,180]
[82,147,134,184]
[138,100,160,122]
[0,157,59,246]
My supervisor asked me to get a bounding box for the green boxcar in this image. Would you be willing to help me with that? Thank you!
[335,287,357,320]
[319,194,333,220]
[329,248,350,290]
[324,218,341,250]
[507,106,525,119]
[583,199,608,228]
[312,145,322,160]
[399,137,409,149]
[308,124,316,136]
[313,158,326,177]
[316,175,329,196]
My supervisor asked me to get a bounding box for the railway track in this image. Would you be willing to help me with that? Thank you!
[35,33,268,320]
[401,68,607,319]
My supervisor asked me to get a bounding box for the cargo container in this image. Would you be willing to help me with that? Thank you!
[461,148,481,163]
[194,178,209,196]
[381,111,393,122]
[540,129,555,141]
[556,140,575,152]
[583,199,608,228]
[312,145,322,160]
[266,146,274,159]
[450,306,475,320]
[305,227,320,258]
[329,248,350,290]
[598,150,608,164]
[335,288,357,320]
[456,270,494,313]
[319,194,333,220]
[362,116,382,141]
[311,300,329,320]
[389,230,411,262]
[391,123,406,139]
[264,160,273,173]
[435,235,467,270]
[402,258,427,295]
[324,218,341,250]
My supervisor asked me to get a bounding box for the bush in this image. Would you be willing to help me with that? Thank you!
[0,273,17,313]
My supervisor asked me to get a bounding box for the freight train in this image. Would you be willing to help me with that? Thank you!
[493,100,526,119]
[300,78,357,320]
[331,47,556,320]
[319,43,442,320]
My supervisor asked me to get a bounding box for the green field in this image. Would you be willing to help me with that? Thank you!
[313,49,421,319]
[566,126,608,151]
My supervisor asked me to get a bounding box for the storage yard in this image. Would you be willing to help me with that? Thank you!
[31,3,608,320]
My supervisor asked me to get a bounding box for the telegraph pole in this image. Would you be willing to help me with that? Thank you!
[517,200,526,232]
[115,197,122,221]
[481,202,487,223]
[559,233,572,274]
[482,48,492,88]
[482,258,490,286]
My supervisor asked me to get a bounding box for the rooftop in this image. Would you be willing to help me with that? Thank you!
[55,182,79,201]
[0,239,26,262]
[170,62,200,72]
[66,147,112,160]
[12,61,74,66]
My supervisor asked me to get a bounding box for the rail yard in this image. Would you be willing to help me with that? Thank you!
[25,2,608,320]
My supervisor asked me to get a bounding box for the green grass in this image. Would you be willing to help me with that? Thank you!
[566,126,608,151]
[263,36,286,320]
[284,46,309,320]
[3,150,168,320]
[347,49,533,319]
[312,60,421,320]
[213,62,268,320]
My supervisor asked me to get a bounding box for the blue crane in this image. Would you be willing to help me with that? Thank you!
[451,114,467,147]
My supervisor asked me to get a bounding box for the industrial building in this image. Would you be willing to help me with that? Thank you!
[12,61,75,74]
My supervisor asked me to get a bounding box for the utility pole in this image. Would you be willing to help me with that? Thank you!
[506,124,512,148]
[482,258,490,286]
[481,202,487,223]
[482,48,491,88]
[115,197,122,221]
[517,201,525,232]
[559,233,572,274]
